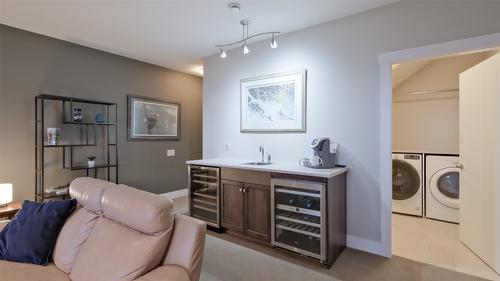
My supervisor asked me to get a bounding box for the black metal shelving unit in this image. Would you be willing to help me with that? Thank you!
[35,94,118,202]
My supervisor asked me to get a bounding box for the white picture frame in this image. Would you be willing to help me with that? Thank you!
[240,69,307,132]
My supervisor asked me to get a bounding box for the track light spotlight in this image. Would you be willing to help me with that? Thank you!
[243,44,250,54]
[271,34,277,49]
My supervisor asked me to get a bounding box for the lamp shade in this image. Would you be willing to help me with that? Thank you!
[0,183,13,206]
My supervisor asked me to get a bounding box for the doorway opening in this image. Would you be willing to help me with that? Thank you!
[375,33,500,279]
[391,49,499,280]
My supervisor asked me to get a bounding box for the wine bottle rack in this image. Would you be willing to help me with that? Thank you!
[188,165,220,228]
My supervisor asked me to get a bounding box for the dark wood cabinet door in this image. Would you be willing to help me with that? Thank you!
[221,180,244,232]
[244,183,271,242]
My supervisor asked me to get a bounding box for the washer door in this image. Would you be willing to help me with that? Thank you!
[392,159,420,200]
[430,168,460,208]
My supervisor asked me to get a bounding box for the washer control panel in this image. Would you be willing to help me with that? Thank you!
[404,154,421,160]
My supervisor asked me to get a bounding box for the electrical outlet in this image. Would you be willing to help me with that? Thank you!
[167,149,175,157]
[224,142,231,151]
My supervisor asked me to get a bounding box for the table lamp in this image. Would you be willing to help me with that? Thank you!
[0,183,13,207]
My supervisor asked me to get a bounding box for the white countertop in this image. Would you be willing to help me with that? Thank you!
[186,158,348,178]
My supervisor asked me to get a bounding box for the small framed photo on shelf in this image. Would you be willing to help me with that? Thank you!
[127,95,180,140]
[73,108,83,122]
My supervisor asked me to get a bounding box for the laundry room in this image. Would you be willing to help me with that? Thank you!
[391,48,500,280]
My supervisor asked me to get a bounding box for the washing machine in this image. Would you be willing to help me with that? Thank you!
[425,155,460,223]
[392,153,423,216]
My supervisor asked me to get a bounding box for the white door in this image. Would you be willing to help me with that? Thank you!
[459,52,500,273]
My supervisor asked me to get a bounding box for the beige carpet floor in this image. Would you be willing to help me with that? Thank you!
[200,232,489,281]
[170,196,489,280]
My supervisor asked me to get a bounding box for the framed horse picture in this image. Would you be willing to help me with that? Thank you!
[127,95,180,140]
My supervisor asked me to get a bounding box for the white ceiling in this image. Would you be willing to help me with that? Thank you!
[0,0,396,76]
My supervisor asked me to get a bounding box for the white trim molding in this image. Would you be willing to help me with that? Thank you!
[379,32,500,64]
[378,61,393,258]
[162,188,188,199]
[378,31,500,258]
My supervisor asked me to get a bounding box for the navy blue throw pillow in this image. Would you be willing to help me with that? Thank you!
[0,199,77,265]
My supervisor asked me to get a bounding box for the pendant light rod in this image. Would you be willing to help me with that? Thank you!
[215,31,281,48]
[215,19,280,48]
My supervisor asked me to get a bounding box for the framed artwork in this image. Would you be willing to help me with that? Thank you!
[240,69,306,132]
[127,95,180,140]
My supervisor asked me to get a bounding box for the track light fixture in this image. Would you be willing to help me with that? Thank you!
[215,19,279,59]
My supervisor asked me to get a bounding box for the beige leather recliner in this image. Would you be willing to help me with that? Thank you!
[0,177,206,281]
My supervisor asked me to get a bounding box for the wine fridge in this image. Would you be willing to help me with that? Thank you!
[188,165,220,228]
[271,178,326,263]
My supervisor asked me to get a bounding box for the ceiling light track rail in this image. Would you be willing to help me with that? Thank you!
[215,32,281,48]
[216,19,280,58]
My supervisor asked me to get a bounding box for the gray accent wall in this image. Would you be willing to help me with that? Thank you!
[202,1,500,254]
[0,25,202,201]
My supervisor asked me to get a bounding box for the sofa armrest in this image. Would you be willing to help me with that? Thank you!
[0,220,10,232]
[163,215,206,281]
[134,265,190,281]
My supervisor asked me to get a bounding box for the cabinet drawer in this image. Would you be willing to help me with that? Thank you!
[221,168,271,186]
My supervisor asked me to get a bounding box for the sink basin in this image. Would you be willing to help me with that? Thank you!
[242,162,273,166]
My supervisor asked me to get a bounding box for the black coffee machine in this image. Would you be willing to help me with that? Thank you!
[309,137,338,169]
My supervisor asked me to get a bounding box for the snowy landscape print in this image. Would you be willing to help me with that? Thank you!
[240,70,306,132]
[240,69,306,132]
[246,81,296,123]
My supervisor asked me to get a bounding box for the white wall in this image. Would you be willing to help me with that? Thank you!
[393,99,460,154]
[392,53,490,154]
[203,1,500,255]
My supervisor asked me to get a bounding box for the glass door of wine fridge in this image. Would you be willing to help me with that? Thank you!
[188,165,220,227]
[271,178,326,262]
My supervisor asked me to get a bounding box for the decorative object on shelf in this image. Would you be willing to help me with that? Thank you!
[87,156,96,168]
[73,108,83,122]
[47,128,60,146]
[95,113,105,123]
[215,19,280,58]
[0,183,13,208]
[240,69,307,132]
[128,95,180,140]
[45,183,69,195]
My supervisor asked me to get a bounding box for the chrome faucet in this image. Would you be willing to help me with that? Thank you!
[259,145,265,163]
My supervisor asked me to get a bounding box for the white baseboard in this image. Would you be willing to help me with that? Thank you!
[161,188,188,199]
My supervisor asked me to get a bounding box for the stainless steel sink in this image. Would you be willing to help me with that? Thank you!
[242,162,273,166]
